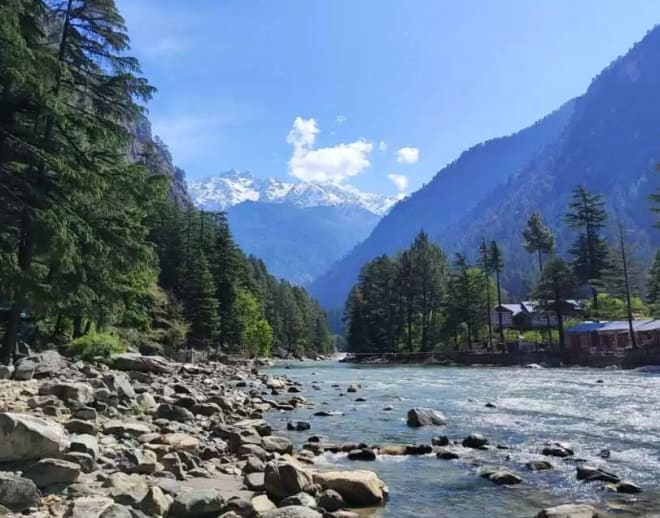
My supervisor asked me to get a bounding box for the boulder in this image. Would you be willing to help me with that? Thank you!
[404,444,432,455]
[169,489,225,518]
[103,420,151,437]
[69,434,99,460]
[480,467,523,485]
[73,406,97,421]
[136,393,158,411]
[347,449,376,461]
[262,436,294,455]
[243,455,266,474]
[264,460,314,501]
[159,433,201,454]
[111,353,172,374]
[64,452,95,473]
[542,442,573,458]
[313,470,388,507]
[65,496,115,518]
[192,403,221,416]
[436,448,459,460]
[526,460,554,471]
[431,435,449,446]
[20,351,68,377]
[462,433,489,449]
[139,486,172,516]
[0,412,66,462]
[156,404,194,423]
[0,366,14,380]
[39,382,94,405]
[262,506,322,518]
[535,504,599,518]
[120,449,159,474]
[244,472,265,491]
[611,480,642,493]
[65,419,98,435]
[105,473,148,506]
[346,384,359,393]
[23,458,80,488]
[0,474,41,512]
[287,421,311,432]
[13,361,35,381]
[279,492,316,508]
[228,428,263,453]
[103,373,136,400]
[576,465,619,483]
[252,494,276,514]
[318,489,343,512]
[406,408,448,427]
[223,496,256,517]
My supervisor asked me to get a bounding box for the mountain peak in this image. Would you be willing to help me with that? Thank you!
[188,171,396,215]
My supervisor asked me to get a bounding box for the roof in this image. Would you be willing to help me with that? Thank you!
[566,321,606,334]
[494,304,524,316]
[634,320,660,332]
[566,319,660,334]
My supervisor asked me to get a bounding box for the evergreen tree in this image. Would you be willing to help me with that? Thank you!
[490,240,505,345]
[647,250,660,313]
[522,212,555,272]
[478,238,494,350]
[564,185,609,313]
[180,252,220,348]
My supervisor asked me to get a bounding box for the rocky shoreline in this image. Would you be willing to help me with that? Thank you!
[0,351,643,517]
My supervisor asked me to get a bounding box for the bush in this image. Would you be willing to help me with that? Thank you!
[69,333,127,361]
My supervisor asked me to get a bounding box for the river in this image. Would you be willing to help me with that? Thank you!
[266,361,660,517]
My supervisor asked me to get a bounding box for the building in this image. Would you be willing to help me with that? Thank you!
[491,300,581,330]
[565,319,660,355]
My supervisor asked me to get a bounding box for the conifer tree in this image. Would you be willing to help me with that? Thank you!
[490,240,505,345]
[478,239,494,350]
[522,212,555,272]
[647,250,660,313]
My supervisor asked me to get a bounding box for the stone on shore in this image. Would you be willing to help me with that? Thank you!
[542,442,573,458]
[65,496,115,518]
[39,382,94,405]
[576,465,619,483]
[318,489,344,512]
[406,407,448,427]
[0,412,66,462]
[535,504,599,518]
[169,489,225,517]
[139,486,172,516]
[23,458,81,488]
[111,353,172,374]
[462,433,489,449]
[526,460,554,471]
[479,467,523,485]
[262,506,322,518]
[0,474,41,512]
[264,460,314,501]
[313,470,388,507]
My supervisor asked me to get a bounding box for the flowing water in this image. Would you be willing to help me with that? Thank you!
[266,361,660,517]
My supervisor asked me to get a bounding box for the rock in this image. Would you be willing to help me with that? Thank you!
[169,489,225,518]
[64,452,95,473]
[0,412,66,462]
[436,448,459,460]
[377,444,406,456]
[121,449,159,474]
[262,506,322,518]
[404,444,432,455]
[542,442,573,458]
[479,467,523,485]
[228,428,263,453]
[346,384,359,393]
[65,496,115,518]
[251,494,276,514]
[485,402,496,408]
[19,351,68,377]
[313,411,342,417]
[103,420,151,437]
[526,460,554,471]
[243,455,266,474]
[160,433,201,454]
[156,478,181,496]
[535,504,599,518]
[462,433,489,449]
[264,460,314,501]
[105,473,148,506]
[0,474,41,512]
[406,408,448,427]
[39,382,94,404]
[139,486,172,516]
[223,496,255,517]
[73,406,97,421]
[161,454,186,480]
[313,470,388,507]
[111,353,172,374]
[279,492,316,508]
[576,465,619,483]
[136,393,158,411]
[0,366,14,380]
[262,436,293,455]
[598,448,610,459]
[103,373,136,400]
[611,480,642,493]
[192,403,221,416]
[23,458,80,488]
[70,434,99,459]
[431,435,449,446]
[65,419,98,435]
[156,404,194,423]
[347,449,376,461]
[244,472,265,491]
[318,489,343,512]
[287,421,311,432]
[13,361,35,381]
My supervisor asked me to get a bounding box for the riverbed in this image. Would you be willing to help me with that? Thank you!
[267,361,660,517]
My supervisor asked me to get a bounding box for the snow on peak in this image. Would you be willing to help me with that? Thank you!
[188,170,396,215]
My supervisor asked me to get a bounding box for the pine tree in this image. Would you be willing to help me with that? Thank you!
[180,252,220,348]
[490,240,505,345]
[522,212,555,272]
[478,238,494,350]
[647,250,660,313]
[564,185,609,313]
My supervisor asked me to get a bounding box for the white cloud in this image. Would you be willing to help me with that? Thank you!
[397,146,419,164]
[335,115,348,125]
[379,141,387,152]
[287,117,373,183]
[388,173,409,192]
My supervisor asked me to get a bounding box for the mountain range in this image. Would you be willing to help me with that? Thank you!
[310,26,660,310]
[188,171,397,285]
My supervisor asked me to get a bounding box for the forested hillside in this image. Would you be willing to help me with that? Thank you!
[0,0,331,363]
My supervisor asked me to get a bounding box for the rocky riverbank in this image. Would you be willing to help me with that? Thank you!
[0,351,387,517]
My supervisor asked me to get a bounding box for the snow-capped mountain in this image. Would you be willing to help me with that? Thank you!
[188,170,396,215]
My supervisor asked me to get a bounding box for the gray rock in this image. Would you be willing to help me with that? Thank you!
[105,473,149,506]
[576,465,619,483]
[69,434,99,460]
[526,460,554,471]
[19,351,68,377]
[279,492,316,508]
[23,458,80,488]
[0,474,41,512]
[612,480,642,493]
[13,361,35,381]
[121,449,159,474]
[462,433,489,449]
[244,472,265,491]
[223,496,255,517]
[139,486,172,516]
[169,489,225,517]
[406,407,448,427]
[111,354,172,374]
[243,455,266,474]
[156,404,194,423]
[535,504,598,518]
[264,460,314,501]
[65,419,98,435]
[0,366,14,380]
[64,452,95,473]
[228,428,263,453]
[542,442,573,458]
[431,435,449,446]
[103,420,151,437]
[287,421,311,432]
[103,373,136,400]
[436,448,459,460]
[73,406,97,421]
[262,436,293,455]
[318,489,343,512]
[39,382,94,405]
[0,412,66,462]
[136,393,158,411]
[347,449,376,461]
[191,403,221,416]
[479,467,523,485]
[65,496,115,518]
[262,506,322,518]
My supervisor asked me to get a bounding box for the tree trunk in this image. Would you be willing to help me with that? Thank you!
[484,273,493,351]
[495,269,504,345]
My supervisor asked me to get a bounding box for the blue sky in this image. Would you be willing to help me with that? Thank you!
[117,0,660,197]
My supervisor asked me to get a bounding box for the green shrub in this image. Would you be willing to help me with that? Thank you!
[69,333,127,361]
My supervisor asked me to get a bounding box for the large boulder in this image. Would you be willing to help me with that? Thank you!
[159,433,201,454]
[23,458,80,488]
[139,486,172,516]
[262,506,322,518]
[0,474,41,512]
[156,404,194,423]
[111,353,172,374]
[0,413,66,462]
[535,504,599,518]
[264,461,314,501]
[103,373,136,400]
[480,467,523,485]
[103,420,151,437]
[318,489,344,512]
[169,489,225,517]
[262,436,294,455]
[406,408,447,427]
[65,496,115,518]
[39,382,94,405]
[17,351,68,378]
[576,465,619,483]
[313,470,388,507]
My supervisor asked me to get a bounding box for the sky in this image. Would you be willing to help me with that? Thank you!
[117,0,660,197]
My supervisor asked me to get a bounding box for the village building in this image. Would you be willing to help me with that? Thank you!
[490,300,581,330]
[565,319,660,355]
